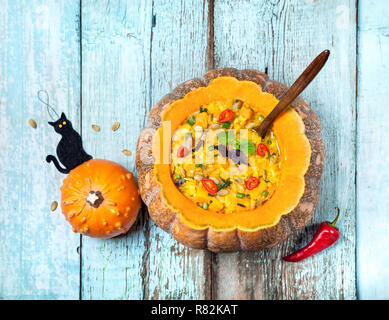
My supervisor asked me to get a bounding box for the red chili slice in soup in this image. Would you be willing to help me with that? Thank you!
[246,177,259,190]
[219,109,234,123]
[201,178,218,194]
[256,143,269,156]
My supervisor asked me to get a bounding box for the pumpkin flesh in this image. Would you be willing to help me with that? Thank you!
[153,77,311,231]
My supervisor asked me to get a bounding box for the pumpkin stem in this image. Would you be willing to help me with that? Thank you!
[329,207,340,227]
[86,191,104,208]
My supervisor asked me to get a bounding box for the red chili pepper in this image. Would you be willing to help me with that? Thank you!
[201,178,218,194]
[256,143,269,156]
[219,109,234,123]
[177,146,188,158]
[283,208,341,262]
[246,176,259,190]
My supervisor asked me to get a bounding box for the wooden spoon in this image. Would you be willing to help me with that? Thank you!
[254,49,330,138]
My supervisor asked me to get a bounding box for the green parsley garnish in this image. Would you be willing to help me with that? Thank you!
[217,178,232,190]
[187,116,196,126]
[222,122,231,129]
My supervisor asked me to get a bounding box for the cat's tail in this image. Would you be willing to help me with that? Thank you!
[46,155,70,174]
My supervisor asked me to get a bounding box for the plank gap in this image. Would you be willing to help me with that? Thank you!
[206,0,215,71]
[141,0,155,300]
[141,207,151,299]
[78,0,83,301]
[206,0,216,300]
[354,0,359,300]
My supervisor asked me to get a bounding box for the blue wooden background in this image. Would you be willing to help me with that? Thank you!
[0,0,388,300]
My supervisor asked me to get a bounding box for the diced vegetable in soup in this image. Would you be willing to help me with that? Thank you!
[171,99,281,214]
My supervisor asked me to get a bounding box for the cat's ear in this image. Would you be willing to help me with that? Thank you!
[48,121,55,126]
[60,112,67,120]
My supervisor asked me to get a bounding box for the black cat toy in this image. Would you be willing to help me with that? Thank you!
[38,90,92,174]
[38,90,141,239]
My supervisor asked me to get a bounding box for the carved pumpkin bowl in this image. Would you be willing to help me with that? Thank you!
[136,68,325,252]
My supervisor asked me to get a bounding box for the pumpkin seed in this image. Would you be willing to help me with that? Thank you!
[28,119,37,129]
[245,122,256,129]
[194,174,203,181]
[111,122,120,131]
[92,124,100,132]
[217,189,229,196]
[231,100,243,111]
[122,149,132,156]
[236,183,245,192]
[50,201,58,212]
[209,177,220,184]
[234,176,244,185]
[180,167,187,176]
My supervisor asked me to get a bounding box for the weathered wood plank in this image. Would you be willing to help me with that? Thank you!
[356,0,389,300]
[0,0,80,299]
[144,0,211,300]
[213,0,356,299]
[80,0,152,299]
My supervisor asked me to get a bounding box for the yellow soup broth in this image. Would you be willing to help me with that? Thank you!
[170,99,281,214]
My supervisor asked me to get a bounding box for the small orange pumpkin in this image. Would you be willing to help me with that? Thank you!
[60,159,141,239]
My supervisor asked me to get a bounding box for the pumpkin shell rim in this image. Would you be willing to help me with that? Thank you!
[136,68,325,252]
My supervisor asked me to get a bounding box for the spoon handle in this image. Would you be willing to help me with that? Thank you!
[255,49,330,138]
